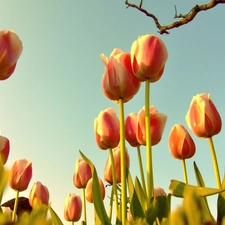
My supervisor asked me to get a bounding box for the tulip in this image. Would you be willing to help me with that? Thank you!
[104,145,130,184]
[85,177,105,203]
[168,124,196,160]
[64,193,82,222]
[154,187,167,198]
[185,93,222,138]
[125,113,140,147]
[94,108,120,150]
[8,159,32,192]
[137,106,167,146]
[73,158,92,189]
[0,30,23,80]
[0,135,10,165]
[131,34,168,82]
[100,48,141,103]
[1,206,17,221]
[29,181,49,206]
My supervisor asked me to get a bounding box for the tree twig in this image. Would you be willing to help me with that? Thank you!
[125,0,225,34]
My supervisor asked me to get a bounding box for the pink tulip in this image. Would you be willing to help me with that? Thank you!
[137,106,167,146]
[100,48,141,103]
[0,136,10,165]
[186,94,222,138]
[85,177,105,203]
[154,187,167,198]
[125,113,139,147]
[29,181,49,206]
[1,206,17,221]
[131,34,168,82]
[104,145,130,184]
[8,159,32,192]
[0,30,23,80]
[73,158,92,189]
[168,124,196,160]
[64,193,82,222]
[94,108,120,150]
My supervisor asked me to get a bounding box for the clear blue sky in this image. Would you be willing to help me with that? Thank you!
[0,1,225,224]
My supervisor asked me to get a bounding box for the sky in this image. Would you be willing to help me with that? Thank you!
[0,0,225,224]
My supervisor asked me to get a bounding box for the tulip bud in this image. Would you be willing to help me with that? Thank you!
[185,93,222,138]
[125,113,139,147]
[64,193,82,222]
[168,124,196,160]
[0,30,23,80]
[94,108,120,150]
[29,181,49,206]
[85,177,105,203]
[101,48,141,103]
[1,206,17,221]
[154,187,167,198]
[137,106,167,146]
[73,158,92,189]
[8,159,32,192]
[104,145,130,184]
[131,34,168,82]
[0,136,10,165]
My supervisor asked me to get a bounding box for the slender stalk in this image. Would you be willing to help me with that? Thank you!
[182,159,188,184]
[118,98,127,224]
[12,189,19,222]
[208,137,221,188]
[72,222,74,225]
[145,79,154,199]
[137,146,147,196]
[109,148,119,216]
[82,188,87,223]
[108,186,113,221]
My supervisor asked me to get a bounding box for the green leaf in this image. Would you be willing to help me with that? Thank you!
[79,150,111,225]
[169,179,225,197]
[0,165,8,205]
[134,177,147,212]
[217,174,225,225]
[49,206,64,225]
[127,172,145,219]
[193,161,215,222]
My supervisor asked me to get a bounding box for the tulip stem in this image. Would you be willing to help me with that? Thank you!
[109,148,119,216]
[145,79,154,199]
[108,186,113,221]
[12,189,19,222]
[118,98,127,224]
[71,222,74,225]
[182,159,188,184]
[82,188,87,223]
[137,146,147,196]
[208,137,221,188]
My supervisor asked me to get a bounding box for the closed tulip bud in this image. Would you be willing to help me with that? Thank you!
[125,113,139,147]
[73,158,92,189]
[0,136,10,165]
[1,206,17,221]
[85,177,105,203]
[64,193,82,222]
[0,30,23,80]
[131,34,168,82]
[104,145,130,184]
[168,124,196,160]
[137,106,167,146]
[154,187,167,198]
[185,93,222,138]
[29,181,49,206]
[100,48,141,103]
[8,159,32,192]
[94,108,120,150]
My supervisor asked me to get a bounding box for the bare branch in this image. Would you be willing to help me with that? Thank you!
[125,0,225,34]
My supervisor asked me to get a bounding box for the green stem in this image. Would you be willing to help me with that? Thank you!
[108,186,113,222]
[109,147,119,217]
[208,137,221,188]
[182,159,188,184]
[12,189,19,222]
[145,79,154,199]
[137,146,147,196]
[82,188,87,223]
[118,98,127,224]
[72,222,74,225]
